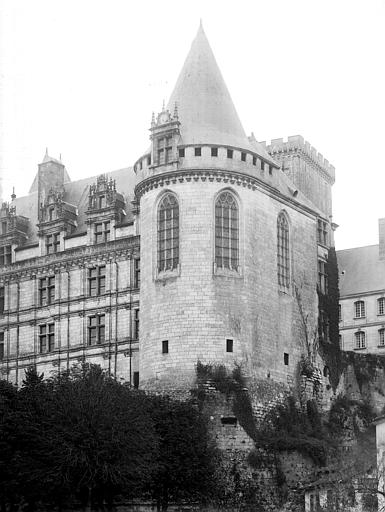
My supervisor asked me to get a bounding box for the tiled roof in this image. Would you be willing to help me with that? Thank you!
[337,245,385,296]
[13,167,136,244]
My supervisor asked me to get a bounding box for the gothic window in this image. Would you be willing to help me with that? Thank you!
[379,329,385,347]
[355,331,366,349]
[378,298,385,315]
[158,194,179,272]
[39,323,55,353]
[94,221,110,243]
[277,213,290,288]
[88,266,106,296]
[354,300,365,318]
[318,260,328,294]
[46,233,60,254]
[215,191,239,270]
[39,277,55,306]
[0,245,12,265]
[87,314,105,345]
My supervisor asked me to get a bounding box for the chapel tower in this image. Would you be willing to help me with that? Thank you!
[134,25,326,389]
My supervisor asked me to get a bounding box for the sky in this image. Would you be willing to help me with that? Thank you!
[0,0,384,250]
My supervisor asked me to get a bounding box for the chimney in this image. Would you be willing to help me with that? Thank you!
[379,218,385,260]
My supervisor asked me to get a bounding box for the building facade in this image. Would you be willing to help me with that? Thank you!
[337,219,385,354]
[0,25,335,389]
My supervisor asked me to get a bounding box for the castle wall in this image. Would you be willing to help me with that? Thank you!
[138,172,319,387]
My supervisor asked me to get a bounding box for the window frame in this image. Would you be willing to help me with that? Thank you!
[39,323,55,353]
[157,193,179,273]
[0,245,12,265]
[0,286,4,314]
[277,212,290,290]
[94,221,111,244]
[133,308,139,340]
[46,233,60,254]
[379,328,385,347]
[0,331,4,360]
[318,259,328,294]
[354,300,365,319]
[317,219,328,246]
[88,266,106,296]
[133,258,140,288]
[39,276,55,306]
[354,330,366,349]
[214,190,239,271]
[87,314,106,345]
[378,298,385,316]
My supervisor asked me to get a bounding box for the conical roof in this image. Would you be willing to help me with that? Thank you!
[167,24,256,153]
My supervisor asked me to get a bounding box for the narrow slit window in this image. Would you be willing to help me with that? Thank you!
[162,340,169,354]
[277,213,290,289]
[226,338,233,353]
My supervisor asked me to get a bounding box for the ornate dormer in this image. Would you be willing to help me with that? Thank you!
[37,188,77,255]
[0,203,29,264]
[86,175,125,244]
[150,102,181,168]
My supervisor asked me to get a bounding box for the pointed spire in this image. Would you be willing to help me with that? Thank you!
[11,187,16,201]
[166,24,253,151]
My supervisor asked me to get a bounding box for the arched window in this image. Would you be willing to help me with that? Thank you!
[354,300,365,318]
[355,331,366,349]
[158,193,179,272]
[277,213,290,288]
[215,191,239,270]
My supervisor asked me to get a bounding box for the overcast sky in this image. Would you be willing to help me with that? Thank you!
[0,0,384,250]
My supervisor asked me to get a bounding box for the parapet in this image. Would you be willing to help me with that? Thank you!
[265,135,335,182]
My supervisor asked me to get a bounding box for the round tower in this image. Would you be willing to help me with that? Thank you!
[134,25,319,389]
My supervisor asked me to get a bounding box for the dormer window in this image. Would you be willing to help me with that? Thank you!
[95,221,110,244]
[179,148,185,158]
[46,233,60,254]
[48,208,55,221]
[157,136,173,165]
[1,221,7,234]
[195,147,202,157]
[97,195,106,209]
[0,246,11,266]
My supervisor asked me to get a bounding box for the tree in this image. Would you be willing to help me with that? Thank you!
[147,395,218,510]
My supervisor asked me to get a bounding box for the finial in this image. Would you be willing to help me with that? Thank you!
[151,111,155,125]
[11,187,16,201]
[173,101,178,119]
[45,147,48,157]
[200,18,203,28]
[162,99,165,112]
[59,153,62,161]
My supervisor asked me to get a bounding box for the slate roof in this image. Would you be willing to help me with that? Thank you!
[13,166,137,245]
[337,245,385,296]
[138,24,274,165]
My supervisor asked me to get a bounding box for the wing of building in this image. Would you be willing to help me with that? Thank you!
[0,24,335,388]
[337,220,385,353]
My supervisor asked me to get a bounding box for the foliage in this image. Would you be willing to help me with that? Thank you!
[328,394,376,438]
[258,396,332,466]
[195,361,258,440]
[318,247,342,391]
[343,351,385,392]
[147,394,218,509]
[299,354,317,378]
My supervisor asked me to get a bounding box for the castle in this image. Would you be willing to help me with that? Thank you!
[0,25,336,389]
